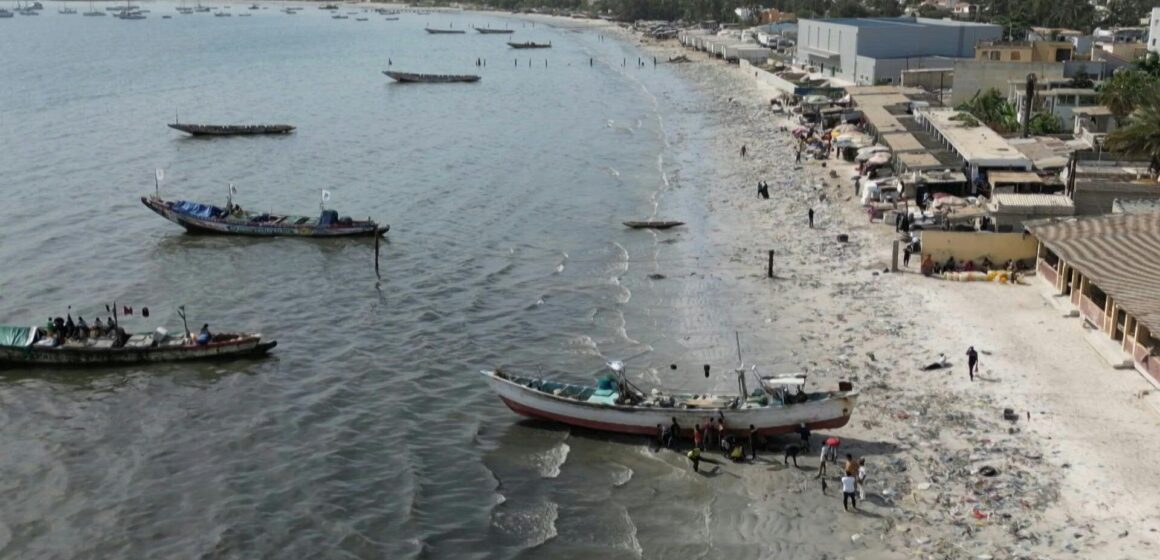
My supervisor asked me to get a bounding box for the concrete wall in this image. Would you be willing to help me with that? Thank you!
[857,56,955,85]
[1073,183,1160,215]
[739,60,799,95]
[859,20,1001,59]
[951,60,1066,105]
[796,20,859,82]
[902,68,955,90]
[920,230,1039,264]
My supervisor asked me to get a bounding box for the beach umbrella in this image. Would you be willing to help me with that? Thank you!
[825,437,840,447]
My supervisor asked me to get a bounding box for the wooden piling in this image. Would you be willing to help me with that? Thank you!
[767,250,774,278]
[375,228,381,279]
[891,240,899,273]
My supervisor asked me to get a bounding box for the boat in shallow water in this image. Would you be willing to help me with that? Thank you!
[623,220,684,229]
[508,41,551,49]
[168,123,295,136]
[142,195,387,237]
[382,71,480,83]
[474,27,513,34]
[0,324,275,366]
[425,27,464,34]
[481,362,858,436]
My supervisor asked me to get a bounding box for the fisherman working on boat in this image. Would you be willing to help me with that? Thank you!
[196,324,212,346]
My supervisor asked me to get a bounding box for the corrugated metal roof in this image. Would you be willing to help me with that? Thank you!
[989,171,1044,185]
[1027,213,1160,333]
[991,194,1075,210]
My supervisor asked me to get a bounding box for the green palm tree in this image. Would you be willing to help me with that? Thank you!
[1099,70,1158,121]
[1105,90,1160,171]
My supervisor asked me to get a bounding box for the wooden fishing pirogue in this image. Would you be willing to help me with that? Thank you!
[623,221,685,229]
[382,71,481,83]
[507,41,551,49]
[142,195,387,237]
[474,27,513,34]
[0,324,276,366]
[425,27,464,34]
[481,362,858,436]
[168,123,296,136]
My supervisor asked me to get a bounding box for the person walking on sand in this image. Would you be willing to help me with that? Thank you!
[703,419,715,452]
[903,246,912,267]
[966,346,979,381]
[795,149,801,163]
[808,208,815,228]
[740,144,747,158]
[841,473,858,511]
[693,423,703,451]
[815,444,828,478]
[857,458,868,500]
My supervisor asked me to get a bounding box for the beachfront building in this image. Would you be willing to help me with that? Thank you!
[1009,87,1101,129]
[1150,8,1160,53]
[794,16,1001,85]
[975,40,1075,63]
[915,108,1032,187]
[1028,213,1160,387]
[1063,157,1160,215]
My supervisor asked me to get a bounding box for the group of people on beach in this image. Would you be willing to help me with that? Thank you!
[657,418,868,511]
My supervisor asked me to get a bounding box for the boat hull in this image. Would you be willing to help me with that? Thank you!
[507,43,551,49]
[425,28,464,34]
[382,71,480,83]
[482,371,857,436]
[0,338,276,367]
[142,196,386,237]
[168,123,296,136]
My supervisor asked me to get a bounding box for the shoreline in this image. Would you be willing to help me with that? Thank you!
[521,15,1160,558]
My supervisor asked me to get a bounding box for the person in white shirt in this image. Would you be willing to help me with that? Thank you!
[841,474,857,511]
[857,458,867,500]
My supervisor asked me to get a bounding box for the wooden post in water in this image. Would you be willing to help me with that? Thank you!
[375,228,382,279]
[767,250,774,278]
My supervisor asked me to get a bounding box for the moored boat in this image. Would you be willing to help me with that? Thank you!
[168,122,295,136]
[623,220,684,229]
[0,324,275,367]
[141,194,387,237]
[425,27,464,34]
[474,27,513,34]
[508,41,551,49]
[382,70,480,83]
[481,363,858,436]
[0,9,13,17]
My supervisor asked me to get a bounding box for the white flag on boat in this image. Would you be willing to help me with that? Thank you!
[155,168,165,182]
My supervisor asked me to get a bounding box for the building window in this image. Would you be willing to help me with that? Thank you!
[1055,49,1072,62]
[1011,51,1021,61]
[990,51,1000,61]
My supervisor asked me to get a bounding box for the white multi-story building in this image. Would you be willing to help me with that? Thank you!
[1149,7,1160,54]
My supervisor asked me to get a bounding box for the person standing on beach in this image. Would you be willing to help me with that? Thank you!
[693,423,703,451]
[797,422,811,451]
[740,144,747,158]
[815,444,828,478]
[795,149,801,163]
[748,425,758,460]
[966,346,979,381]
[841,473,858,511]
[716,415,728,455]
[687,447,702,472]
[903,246,912,267]
[808,208,815,228]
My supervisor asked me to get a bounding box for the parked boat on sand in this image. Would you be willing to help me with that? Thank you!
[0,324,275,366]
[481,363,858,436]
[168,123,295,136]
[383,70,480,83]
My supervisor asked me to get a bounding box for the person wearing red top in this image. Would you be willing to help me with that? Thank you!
[693,423,704,451]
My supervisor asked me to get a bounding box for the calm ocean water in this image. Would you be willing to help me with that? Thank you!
[0,5,779,558]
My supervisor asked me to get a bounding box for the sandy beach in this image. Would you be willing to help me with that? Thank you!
[489,14,1160,557]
